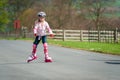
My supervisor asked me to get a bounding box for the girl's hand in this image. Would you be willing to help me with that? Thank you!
[34,34,37,36]
[50,34,54,38]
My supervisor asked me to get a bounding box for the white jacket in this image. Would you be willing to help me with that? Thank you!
[34,20,53,36]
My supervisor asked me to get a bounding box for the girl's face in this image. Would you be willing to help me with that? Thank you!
[39,17,45,22]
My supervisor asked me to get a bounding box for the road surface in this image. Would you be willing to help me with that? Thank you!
[0,40,120,80]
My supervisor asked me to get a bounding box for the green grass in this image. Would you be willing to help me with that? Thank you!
[48,40,120,55]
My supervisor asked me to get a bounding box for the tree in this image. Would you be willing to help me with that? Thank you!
[0,0,9,32]
[7,0,35,30]
[19,8,37,31]
[75,0,116,42]
[48,0,79,29]
[79,0,116,30]
[8,0,34,20]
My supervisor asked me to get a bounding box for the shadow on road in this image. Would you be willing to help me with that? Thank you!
[92,59,120,65]
[105,60,120,65]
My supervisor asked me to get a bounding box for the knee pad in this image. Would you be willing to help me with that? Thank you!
[43,43,48,49]
[43,43,48,54]
[33,44,37,49]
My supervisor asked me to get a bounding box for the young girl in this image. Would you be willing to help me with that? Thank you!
[27,12,54,63]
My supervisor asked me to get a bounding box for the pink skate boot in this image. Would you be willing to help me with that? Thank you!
[43,43,53,63]
[27,44,37,63]
[27,54,37,63]
[45,56,52,62]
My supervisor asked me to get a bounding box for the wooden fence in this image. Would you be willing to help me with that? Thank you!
[52,29,120,43]
[0,29,120,43]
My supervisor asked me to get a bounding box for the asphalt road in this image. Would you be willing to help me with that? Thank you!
[0,40,120,80]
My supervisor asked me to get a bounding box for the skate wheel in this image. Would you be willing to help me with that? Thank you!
[27,60,32,63]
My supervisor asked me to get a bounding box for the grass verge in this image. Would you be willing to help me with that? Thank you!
[48,39,120,55]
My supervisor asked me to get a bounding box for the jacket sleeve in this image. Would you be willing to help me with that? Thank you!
[33,21,38,34]
[46,22,53,34]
